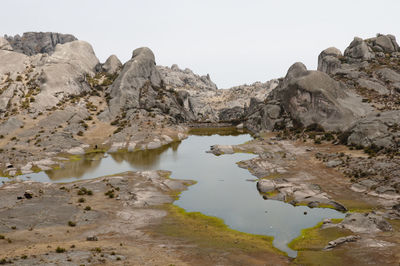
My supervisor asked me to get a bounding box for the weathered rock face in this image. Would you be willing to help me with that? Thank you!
[345,111,400,149]
[262,63,370,131]
[102,54,122,75]
[0,39,99,114]
[101,47,193,122]
[0,37,13,51]
[4,32,77,56]
[158,64,217,92]
[317,47,342,74]
[158,64,278,123]
[105,47,162,115]
[367,34,400,54]
[340,212,392,233]
[344,37,375,60]
[34,40,99,110]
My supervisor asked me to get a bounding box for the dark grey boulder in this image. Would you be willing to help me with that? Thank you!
[374,34,399,53]
[218,106,244,122]
[4,32,77,56]
[344,37,374,60]
[106,47,162,116]
[346,111,400,149]
[376,68,400,83]
[102,54,122,75]
[272,63,370,131]
[102,47,193,122]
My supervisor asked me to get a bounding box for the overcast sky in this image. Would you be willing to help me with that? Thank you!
[1,0,400,88]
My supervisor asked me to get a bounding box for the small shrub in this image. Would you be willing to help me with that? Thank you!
[68,221,76,227]
[84,206,91,211]
[92,247,101,253]
[78,198,85,203]
[55,247,66,253]
[77,131,84,136]
[105,190,115,198]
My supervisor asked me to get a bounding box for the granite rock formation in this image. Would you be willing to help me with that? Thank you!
[4,32,77,56]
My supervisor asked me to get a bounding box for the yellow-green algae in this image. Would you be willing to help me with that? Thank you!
[337,199,376,213]
[156,204,286,256]
[288,219,356,265]
[188,127,248,136]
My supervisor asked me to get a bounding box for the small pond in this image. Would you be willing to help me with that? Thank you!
[1,128,345,257]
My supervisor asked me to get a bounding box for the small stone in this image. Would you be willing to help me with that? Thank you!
[86,236,98,241]
[24,190,33,199]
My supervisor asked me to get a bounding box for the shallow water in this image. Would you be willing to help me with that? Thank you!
[1,130,344,256]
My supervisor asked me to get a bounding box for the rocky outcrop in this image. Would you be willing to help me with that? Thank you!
[246,62,371,132]
[101,54,122,75]
[158,64,217,92]
[0,37,13,51]
[367,34,400,54]
[340,212,392,233]
[318,47,342,75]
[4,32,77,56]
[158,64,278,123]
[34,40,99,110]
[344,37,375,61]
[101,47,193,122]
[344,111,400,149]
[0,39,100,113]
[103,47,161,116]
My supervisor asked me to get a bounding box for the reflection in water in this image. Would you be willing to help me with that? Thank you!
[46,152,104,180]
[109,141,181,168]
[188,127,249,136]
[1,129,345,257]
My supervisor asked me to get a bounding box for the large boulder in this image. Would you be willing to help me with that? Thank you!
[34,40,99,110]
[340,212,392,233]
[0,37,13,51]
[105,47,162,116]
[344,37,375,60]
[317,47,342,74]
[102,55,122,75]
[101,47,193,122]
[366,34,400,53]
[272,62,371,131]
[345,111,400,149]
[375,35,397,53]
[0,50,29,76]
[4,32,77,56]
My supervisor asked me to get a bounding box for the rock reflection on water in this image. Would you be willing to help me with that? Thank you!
[109,141,181,169]
[45,152,104,180]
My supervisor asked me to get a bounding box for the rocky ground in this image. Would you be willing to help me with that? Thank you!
[0,171,291,265]
[208,133,400,265]
[1,32,400,265]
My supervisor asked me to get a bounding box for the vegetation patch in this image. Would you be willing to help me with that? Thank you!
[155,204,285,256]
[288,219,354,265]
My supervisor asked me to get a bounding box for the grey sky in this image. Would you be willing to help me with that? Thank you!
[2,0,400,88]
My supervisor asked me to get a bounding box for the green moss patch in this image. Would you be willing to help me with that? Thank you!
[289,220,350,251]
[156,204,285,256]
[338,199,376,213]
[289,220,354,265]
